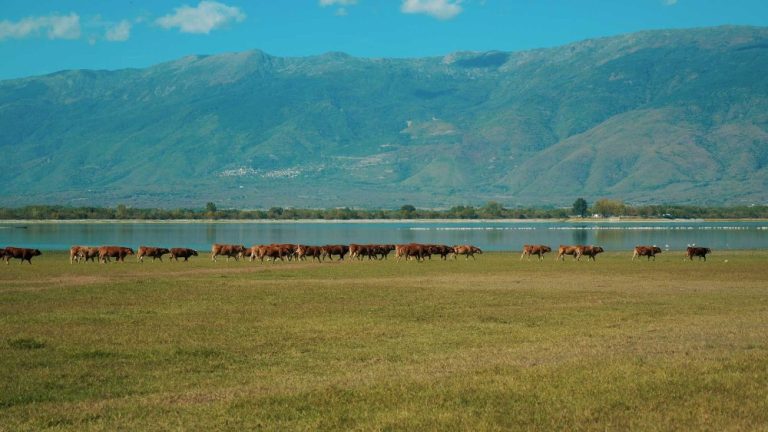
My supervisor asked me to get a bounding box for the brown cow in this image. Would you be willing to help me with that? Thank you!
[98,246,134,263]
[556,245,581,261]
[79,247,100,263]
[632,245,662,261]
[576,245,604,261]
[453,245,482,260]
[169,248,198,261]
[3,247,42,264]
[520,244,552,261]
[249,244,291,263]
[296,245,323,262]
[426,244,453,260]
[686,246,711,261]
[69,245,86,264]
[137,246,170,262]
[322,244,349,261]
[211,244,246,261]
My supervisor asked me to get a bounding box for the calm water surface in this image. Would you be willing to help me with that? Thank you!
[1,221,767,252]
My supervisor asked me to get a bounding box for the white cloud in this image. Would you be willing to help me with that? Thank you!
[105,20,131,42]
[156,1,245,34]
[0,13,81,41]
[401,0,462,20]
[662,0,678,5]
[335,8,349,16]
[319,0,358,5]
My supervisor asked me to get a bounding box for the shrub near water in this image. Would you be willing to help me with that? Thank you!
[1,251,767,430]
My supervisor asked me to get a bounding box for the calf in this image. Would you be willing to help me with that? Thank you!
[3,247,42,264]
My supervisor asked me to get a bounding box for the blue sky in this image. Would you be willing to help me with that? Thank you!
[1,0,767,80]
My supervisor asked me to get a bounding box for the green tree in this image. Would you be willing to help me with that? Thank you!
[572,198,588,217]
[593,199,626,217]
[480,201,505,218]
[400,204,416,218]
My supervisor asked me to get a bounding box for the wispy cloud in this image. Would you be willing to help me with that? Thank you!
[156,1,245,34]
[0,13,81,41]
[319,0,358,5]
[105,20,131,42]
[662,0,678,5]
[320,0,357,16]
[401,0,463,20]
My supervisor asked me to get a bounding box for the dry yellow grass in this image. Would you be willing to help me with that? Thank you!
[1,250,767,430]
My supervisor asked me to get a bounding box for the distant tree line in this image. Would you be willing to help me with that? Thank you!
[1,200,768,220]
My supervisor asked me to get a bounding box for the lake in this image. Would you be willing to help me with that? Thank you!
[1,220,768,252]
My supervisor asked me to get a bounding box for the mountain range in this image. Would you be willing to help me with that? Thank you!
[1,25,767,208]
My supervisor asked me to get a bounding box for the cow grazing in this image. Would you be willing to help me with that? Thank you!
[686,246,711,261]
[98,246,134,263]
[556,245,581,261]
[137,246,170,262]
[3,247,42,264]
[169,248,198,262]
[576,245,604,261]
[521,244,552,261]
[632,245,662,261]
[453,245,482,260]
[211,244,246,262]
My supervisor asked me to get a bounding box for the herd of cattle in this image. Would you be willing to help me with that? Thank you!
[0,243,714,264]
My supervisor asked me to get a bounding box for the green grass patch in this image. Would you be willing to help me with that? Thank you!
[1,250,767,430]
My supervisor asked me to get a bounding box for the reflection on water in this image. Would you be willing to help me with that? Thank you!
[1,221,767,252]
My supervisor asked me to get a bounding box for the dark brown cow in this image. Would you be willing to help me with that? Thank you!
[686,246,711,261]
[169,248,198,261]
[377,244,396,260]
[427,244,453,260]
[556,245,581,261]
[98,246,134,263]
[453,245,482,260]
[211,244,246,262]
[576,245,604,261]
[632,245,662,261]
[520,244,552,261]
[322,244,349,261]
[137,246,170,262]
[3,247,42,264]
[296,245,324,262]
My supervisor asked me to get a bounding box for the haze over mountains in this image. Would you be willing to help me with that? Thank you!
[1,26,767,209]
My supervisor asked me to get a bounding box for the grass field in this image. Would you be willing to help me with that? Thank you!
[1,251,767,431]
